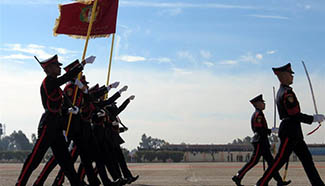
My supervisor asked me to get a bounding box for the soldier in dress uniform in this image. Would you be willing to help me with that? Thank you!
[105,96,139,184]
[89,85,129,185]
[34,77,122,186]
[232,94,291,186]
[256,63,325,186]
[16,54,93,186]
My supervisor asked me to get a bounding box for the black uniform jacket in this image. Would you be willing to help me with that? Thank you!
[251,109,271,147]
[276,84,313,139]
[41,63,83,114]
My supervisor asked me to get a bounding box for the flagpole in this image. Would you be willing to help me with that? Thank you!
[65,0,99,136]
[104,33,115,99]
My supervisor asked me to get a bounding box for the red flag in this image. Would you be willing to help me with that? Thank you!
[53,0,118,38]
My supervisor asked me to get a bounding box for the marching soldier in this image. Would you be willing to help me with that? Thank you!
[256,63,325,186]
[105,96,139,184]
[16,54,94,186]
[232,94,291,186]
[33,78,122,186]
[90,85,129,184]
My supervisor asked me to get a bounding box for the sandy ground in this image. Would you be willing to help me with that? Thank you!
[1,162,325,186]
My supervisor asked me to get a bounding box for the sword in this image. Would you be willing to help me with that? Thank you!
[301,61,322,135]
[272,86,278,156]
[273,86,277,129]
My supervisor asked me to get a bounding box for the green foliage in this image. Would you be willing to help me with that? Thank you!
[138,134,167,150]
[0,151,30,162]
[135,150,184,162]
[156,151,169,162]
[230,136,252,145]
[0,130,34,151]
[169,151,184,162]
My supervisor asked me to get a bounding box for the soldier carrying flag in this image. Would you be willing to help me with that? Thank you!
[15,54,95,186]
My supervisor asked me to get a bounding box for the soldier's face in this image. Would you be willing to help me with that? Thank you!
[255,102,265,110]
[46,64,61,77]
[278,72,293,85]
[284,72,293,85]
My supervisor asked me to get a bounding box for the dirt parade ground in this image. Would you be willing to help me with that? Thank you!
[1,162,325,186]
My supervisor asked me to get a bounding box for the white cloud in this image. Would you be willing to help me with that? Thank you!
[172,68,192,75]
[240,52,262,64]
[219,60,238,65]
[200,50,212,59]
[267,50,276,55]
[203,61,214,67]
[148,57,171,63]
[50,47,78,55]
[0,54,33,60]
[120,1,259,10]
[116,55,146,62]
[218,51,267,66]
[256,53,263,60]
[115,55,171,63]
[158,8,182,16]
[1,43,78,62]
[249,14,289,20]
[177,51,196,63]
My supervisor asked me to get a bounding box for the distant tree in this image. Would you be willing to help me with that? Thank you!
[139,134,150,149]
[143,151,156,162]
[0,136,11,151]
[243,136,252,144]
[230,136,252,145]
[10,130,33,150]
[169,151,184,162]
[157,151,169,162]
[138,134,167,150]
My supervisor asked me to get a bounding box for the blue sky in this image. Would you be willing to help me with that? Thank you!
[1,0,325,150]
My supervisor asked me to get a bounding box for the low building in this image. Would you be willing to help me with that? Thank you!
[160,143,325,162]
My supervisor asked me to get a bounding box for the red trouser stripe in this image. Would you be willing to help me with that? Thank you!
[238,143,260,178]
[260,138,289,186]
[71,145,77,156]
[17,125,48,186]
[58,173,64,185]
[80,168,86,180]
[34,155,56,184]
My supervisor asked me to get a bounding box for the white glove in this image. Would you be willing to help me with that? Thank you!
[313,114,325,123]
[84,56,96,64]
[271,127,279,134]
[68,106,79,115]
[62,130,68,142]
[97,109,106,117]
[109,81,120,88]
[107,81,120,91]
[128,95,135,100]
[112,120,119,126]
[118,85,128,94]
[74,79,84,89]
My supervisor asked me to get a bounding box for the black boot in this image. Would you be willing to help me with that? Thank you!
[277,180,291,186]
[232,175,244,186]
[126,175,139,184]
[107,178,122,186]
